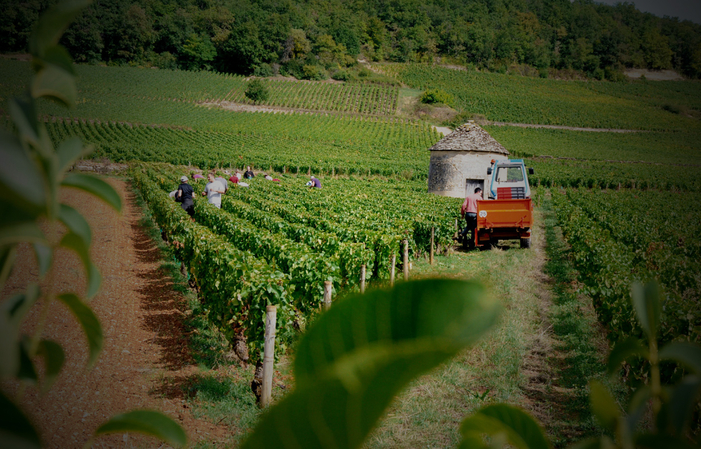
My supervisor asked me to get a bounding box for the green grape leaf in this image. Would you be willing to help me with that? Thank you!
[242,279,499,449]
[17,337,38,383]
[32,243,51,278]
[59,232,101,298]
[0,222,46,247]
[460,404,551,449]
[56,136,87,175]
[635,434,698,449]
[29,0,91,57]
[7,97,39,147]
[37,339,65,392]
[294,279,498,385]
[38,45,76,76]
[0,244,17,288]
[631,281,661,340]
[31,63,77,107]
[589,380,620,433]
[607,336,648,377]
[0,129,46,210]
[659,342,701,374]
[62,173,122,212]
[59,203,91,249]
[665,375,701,437]
[0,390,41,449]
[57,293,102,367]
[94,410,186,448]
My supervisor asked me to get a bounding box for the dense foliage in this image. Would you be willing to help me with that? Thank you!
[133,162,460,360]
[552,188,701,380]
[2,0,701,79]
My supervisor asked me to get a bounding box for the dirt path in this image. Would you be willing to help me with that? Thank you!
[1,178,226,448]
[487,121,644,133]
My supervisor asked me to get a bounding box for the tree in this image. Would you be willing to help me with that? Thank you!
[245,79,269,104]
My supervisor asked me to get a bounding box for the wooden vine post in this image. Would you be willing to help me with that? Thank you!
[430,227,435,265]
[261,305,277,408]
[323,280,333,310]
[403,239,409,281]
[390,254,396,286]
[360,265,366,293]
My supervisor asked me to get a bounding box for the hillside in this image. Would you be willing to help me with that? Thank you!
[2,0,701,81]
[3,51,701,449]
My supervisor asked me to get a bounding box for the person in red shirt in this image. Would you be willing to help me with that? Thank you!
[460,187,483,244]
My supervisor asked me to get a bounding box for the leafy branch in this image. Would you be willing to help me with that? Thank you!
[0,0,186,447]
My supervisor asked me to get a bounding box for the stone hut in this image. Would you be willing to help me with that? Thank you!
[427,122,509,198]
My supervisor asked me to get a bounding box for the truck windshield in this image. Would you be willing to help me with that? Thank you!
[496,166,524,183]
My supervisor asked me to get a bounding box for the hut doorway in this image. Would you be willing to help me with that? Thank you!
[465,178,485,198]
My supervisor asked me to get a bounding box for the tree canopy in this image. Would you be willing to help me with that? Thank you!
[2,0,700,79]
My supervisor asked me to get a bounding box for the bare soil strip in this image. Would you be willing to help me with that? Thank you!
[488,121,644,133]
[1,178,226,448]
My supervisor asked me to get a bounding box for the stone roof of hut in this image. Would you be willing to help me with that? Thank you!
[429,122,509,155]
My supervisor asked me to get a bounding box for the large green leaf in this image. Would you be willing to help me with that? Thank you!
[29,0,91,57]
[0,390,41,449]
[56,136,87,175]
[7,97,40,147]
[17,337,38,383]
[0,244,17,288]
[294,279,497,385]
[635,434,698,449]
[31,63,77,107]
[665,375,701,437]
[57,293,102,367]
[0,285,40,378]
[62,173,122,212]
[38,45,76,76]
[606,337,648,377]
[37,339,65,392]
[659,342,701,374]
[0,129,46,210]
[94,410,186,448]
[460,404,551,449]
[631,281,661,340]
[32,243,52,278]
[589,381,621,433]
[59,232,101,298]
[241,279,499,449]
[0,222,46,247]
[59,203,91,248]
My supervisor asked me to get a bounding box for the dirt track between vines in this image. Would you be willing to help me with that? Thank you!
[1,178,227,448]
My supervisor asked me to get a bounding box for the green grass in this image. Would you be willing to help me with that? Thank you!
[366,238,544,447]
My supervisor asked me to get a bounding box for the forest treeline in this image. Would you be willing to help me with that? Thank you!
[2,0,701,80]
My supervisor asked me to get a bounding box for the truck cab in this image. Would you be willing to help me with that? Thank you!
[469,159,534,249]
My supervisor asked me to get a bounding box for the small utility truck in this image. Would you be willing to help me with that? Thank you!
[464,159,534,250]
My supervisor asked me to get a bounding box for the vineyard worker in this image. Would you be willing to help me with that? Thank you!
[310,175,322,189]
[244,166,255,179]
[215,174,229,193]
[176,176,195,217]
[202,173,226,208]
[229,172,240,185]
[460,187,483,242]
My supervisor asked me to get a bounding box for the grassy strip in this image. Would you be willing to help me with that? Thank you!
[366,240,543,447]
[541,192,624,447]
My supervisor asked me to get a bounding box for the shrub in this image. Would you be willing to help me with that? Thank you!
[420,88,454,107]
[302,64,327,80]
[253,63,274,77]
[245,79,270,104]
[331,70,351,81]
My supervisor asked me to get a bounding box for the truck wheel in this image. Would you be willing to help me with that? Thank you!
[520,237,531,249]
